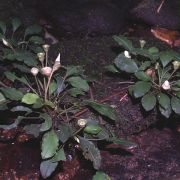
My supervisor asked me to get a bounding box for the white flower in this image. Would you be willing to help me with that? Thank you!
[74,136,80,143]
[77,119,87,128]
[42,44,50,52]
[31,67,39,76]
[162,80,171,90]
[2,38,10,47]
[53,53,61,71]
[37,52,45,62]
[139,39,146,48]
[41,67,52,77]
[172,61,180,70]
[124,50,131,58]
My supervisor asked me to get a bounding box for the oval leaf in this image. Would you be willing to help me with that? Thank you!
[93,171,110,180]
[113,35,133,51]
[141,94,156,111]
[135,71,151,81]
[40,160,58,179]
[157,93,170,110]
[22,93,40,105]
[12,18,21,33]
[114,53,138,73]
[67,76,89,92]
[0,87,23,101]
[133,81,151,98]
[171,96,180,115]
[84,125,102,135]
[160,51,174,67]
[86,100,118,121]
[41,130,59,159]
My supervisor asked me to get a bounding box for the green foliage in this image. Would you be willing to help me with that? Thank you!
[110,35,180,118]
[86,100,118,121]
[0,20,137,179]
[93,171,111,180]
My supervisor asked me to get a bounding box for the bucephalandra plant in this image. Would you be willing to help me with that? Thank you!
[0,20,137,179]
[106,35,180,118]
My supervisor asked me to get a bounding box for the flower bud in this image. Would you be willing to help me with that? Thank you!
[124,50,131,58]
[42,44,50,52]
[37,52,45,62]
[162,80,171,90]
[31,67,39,76]
[2,38,10,47]
[53,53,61,71]
[172,61,180,70]
[139,39,146,49]
[77,119,87,128]
[145,68,155,78]
[155,62,159,70]
[41,67,52,77]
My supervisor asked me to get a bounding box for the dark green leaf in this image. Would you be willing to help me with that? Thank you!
[0,92,6,105]
[84,125,102,135]
[68,88,85,97]
[171,96,180,115]
[133,81,151,98]
[67,76,89,92]
[25,24,42,37]
[41,130,59,159]
[93,171,110,180]
[141,94,156,111]
[49,80,58,95]
[148,47,159,54]
[79,136,101,169]
[66,65,84,77]
[86,100,118,121]
[135,71,151,81]
[0,87,23,101]
[11,105,32,114]
[11,18,21,33]
[57,124,72,143]
[29,36,44,44]
[113,35,133,51]
[40,113,52,132]
[23,124,41,137]
[174,80,180,88]
[157,93,170,110]
[114,53,138,73]
[109,135,137,150]
[159,105,172,118]
[160,51,174,67]
[52,148,66,162]
[105,64,119,73]
[40,160,58,179]
[139,61,151,71]
[0,21,6,34]
[4,71,28,85]
[0,116,24,130]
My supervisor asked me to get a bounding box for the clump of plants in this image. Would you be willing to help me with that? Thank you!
[107,35,180,118]
[0,19,136,179]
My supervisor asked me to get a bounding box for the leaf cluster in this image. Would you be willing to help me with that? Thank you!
[107,35,180,118]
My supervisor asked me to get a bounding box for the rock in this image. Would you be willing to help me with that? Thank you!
[130,0,180,29]
[38,0,133,37]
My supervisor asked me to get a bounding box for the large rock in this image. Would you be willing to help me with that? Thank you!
[38,0,134,37]
[130,0,180,29]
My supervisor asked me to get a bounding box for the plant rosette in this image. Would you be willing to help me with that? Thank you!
[0,20,137,179]
[107,35,180,118]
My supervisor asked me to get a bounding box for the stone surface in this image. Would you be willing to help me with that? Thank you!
[130,0,180,29]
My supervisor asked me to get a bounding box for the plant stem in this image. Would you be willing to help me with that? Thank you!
[44,70,54,101]
[0,81,8,88]
[35,76,42,96]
